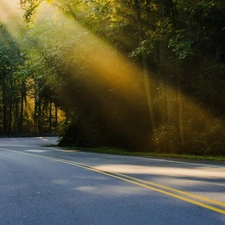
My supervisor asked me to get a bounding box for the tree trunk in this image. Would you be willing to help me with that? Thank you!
[49,100,52,133]
[2,78,7,134]
[176,59,184,145]
[8,78,13,134]
[134,0,157,137]
[19,82,25,133]
[55,104,58,134]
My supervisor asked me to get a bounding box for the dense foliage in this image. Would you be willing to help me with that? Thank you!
[0,22,65,135]
[1,0,225,155]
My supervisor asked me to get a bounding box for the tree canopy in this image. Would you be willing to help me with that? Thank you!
[0,0,225,155]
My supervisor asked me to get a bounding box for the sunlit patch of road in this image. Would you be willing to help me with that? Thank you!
[94,164,225,179]
[25,149,49,153]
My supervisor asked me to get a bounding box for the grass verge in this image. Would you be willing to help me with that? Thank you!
[60,146,225,162]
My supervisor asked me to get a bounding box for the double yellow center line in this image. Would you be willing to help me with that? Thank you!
[1,147,225,215]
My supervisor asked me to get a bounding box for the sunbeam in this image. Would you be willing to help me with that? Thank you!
[1,0,225,153]
[0,0,23,23]
[28,2,225,151]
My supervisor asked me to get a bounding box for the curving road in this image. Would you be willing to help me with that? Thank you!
[0,137,225,225]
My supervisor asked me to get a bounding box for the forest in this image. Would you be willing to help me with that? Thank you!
[1,0,225,156]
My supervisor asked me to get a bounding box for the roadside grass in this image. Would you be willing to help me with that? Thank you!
[57,145,225,162]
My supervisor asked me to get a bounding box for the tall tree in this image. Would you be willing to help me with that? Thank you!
[0,24,22,134]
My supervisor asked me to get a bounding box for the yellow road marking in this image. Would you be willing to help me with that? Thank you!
[113,172,225,208]
[1,147,225,215]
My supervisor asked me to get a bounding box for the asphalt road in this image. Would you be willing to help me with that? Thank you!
[0,137,225,225]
